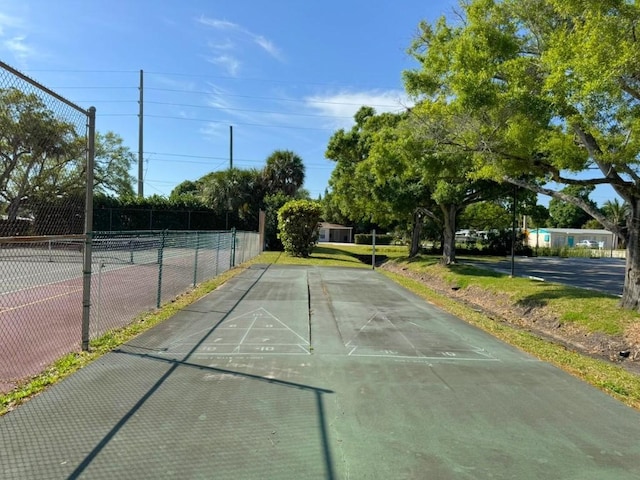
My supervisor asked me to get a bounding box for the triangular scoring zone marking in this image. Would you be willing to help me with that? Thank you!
[344,310,422,357]
[221,307,310,345]
[161,307,309,354]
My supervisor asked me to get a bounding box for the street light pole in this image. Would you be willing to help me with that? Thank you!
[511,183,517,277]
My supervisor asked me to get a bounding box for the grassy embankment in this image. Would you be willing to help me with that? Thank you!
[3,244,639,414]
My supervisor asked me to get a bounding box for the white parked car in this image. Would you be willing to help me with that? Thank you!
[576,239,598,248]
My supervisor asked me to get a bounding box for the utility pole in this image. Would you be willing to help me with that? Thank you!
[138,69,144,198]
[229,125,233,169]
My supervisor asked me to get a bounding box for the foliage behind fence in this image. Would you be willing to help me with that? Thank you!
[0,63,92,237]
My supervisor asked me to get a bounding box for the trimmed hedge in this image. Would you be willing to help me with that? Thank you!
[354,233,393,245]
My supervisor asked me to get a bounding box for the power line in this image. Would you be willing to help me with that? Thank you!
[145,87,405,108]
[146,157,333,169]
[26,68,401,91]
[145,70,399,90]
[143,114,337,131]
[145,101,355,119]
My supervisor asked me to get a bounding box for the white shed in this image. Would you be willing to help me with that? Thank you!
[318,222,353,243]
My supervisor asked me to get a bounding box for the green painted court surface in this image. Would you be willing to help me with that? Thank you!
[2,265,640,479]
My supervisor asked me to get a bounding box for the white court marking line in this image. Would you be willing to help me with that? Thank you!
[167,307,310,348]
[224,307,309,345]
[246,307,310,344]
[233,314,259,353]
[348,352,500,361]
[0,260,139,296]
[345,311,425,356]
[344,311,379,347]
[407,321,496,358]
[377,312,423,356]
[0,287,82,313]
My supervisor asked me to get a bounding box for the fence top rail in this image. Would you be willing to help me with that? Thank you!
[0,61,89,116]
[0,235,86,244]
[94,230,235,235]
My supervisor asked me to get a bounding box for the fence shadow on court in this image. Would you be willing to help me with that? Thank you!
[64,262,336,480]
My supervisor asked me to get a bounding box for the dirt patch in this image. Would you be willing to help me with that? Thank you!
[380,260,640,375]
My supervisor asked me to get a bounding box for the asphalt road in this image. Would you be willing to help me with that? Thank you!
[2,265,639,479]
[462,256,626,296]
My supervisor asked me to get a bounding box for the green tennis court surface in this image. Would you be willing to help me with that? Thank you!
[2,265,640,479]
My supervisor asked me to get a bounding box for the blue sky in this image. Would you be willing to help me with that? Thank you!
[0,0,460,200]
[0,0,619,208]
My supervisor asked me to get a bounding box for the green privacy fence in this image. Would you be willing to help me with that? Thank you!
[0,230,261,394]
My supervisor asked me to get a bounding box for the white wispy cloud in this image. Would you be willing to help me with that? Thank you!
[206,54,241,76]
[148,73,197,92]
[253,35,281,59]
[3,35,32,61]
[0,11,23,34]
[304,90,413,129]
[198,15,284,63]
[0,8,33,63]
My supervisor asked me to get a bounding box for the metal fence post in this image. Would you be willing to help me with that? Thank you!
[231,228,237,268]
[156,230,166,308]
[215,232,220,276]
[193,231,200,287]
[372,228,376,270]
[81,106,96,351]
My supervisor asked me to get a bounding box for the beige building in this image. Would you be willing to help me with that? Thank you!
[527,228,616,249]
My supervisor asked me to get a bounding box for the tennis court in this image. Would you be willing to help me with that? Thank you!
[0,232,254,393]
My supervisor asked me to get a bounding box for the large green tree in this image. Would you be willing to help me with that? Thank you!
[200,168,264,230]
[547,186,598,228]
[94,131,136,198]
[0,88,83,221]
[325,107,424,236]
[404,0,640,309]
[0,88,136,228]
[368,103,519,261]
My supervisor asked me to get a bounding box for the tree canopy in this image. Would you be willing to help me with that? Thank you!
[0,88,135,234]
[168,149,308,241]
[402,0,640,309]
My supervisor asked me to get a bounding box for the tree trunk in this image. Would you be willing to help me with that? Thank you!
[441,204,457,265]
[6,196,22,222]
[409,211,424,257]
[621,197,640,310]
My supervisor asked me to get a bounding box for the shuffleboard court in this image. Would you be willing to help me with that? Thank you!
[1,265,640,479]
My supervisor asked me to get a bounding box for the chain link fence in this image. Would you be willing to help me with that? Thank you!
[0,62,263,394]
[0,229,261,394]
[0,63,92,237]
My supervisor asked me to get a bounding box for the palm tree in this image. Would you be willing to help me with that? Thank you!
[263,150,305,197]
[201,168,264,229]
[602,198,630,248]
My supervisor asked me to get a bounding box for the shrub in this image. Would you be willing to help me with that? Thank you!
[354,233,394,245]
[277,200,322,257]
